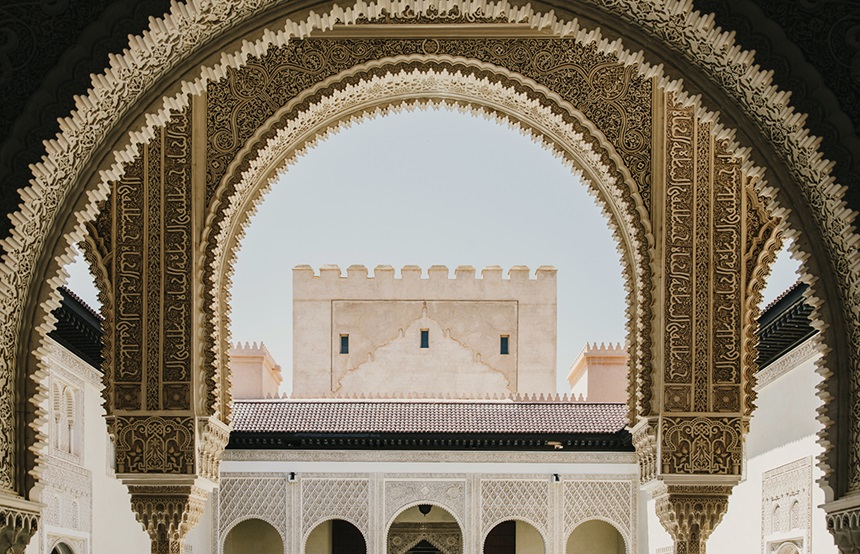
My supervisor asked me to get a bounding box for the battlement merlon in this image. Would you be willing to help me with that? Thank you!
[567,342,627,390]
[292,264,557,302]
[230,341,283,384]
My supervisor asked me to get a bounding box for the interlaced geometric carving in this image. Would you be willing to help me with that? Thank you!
[564,479,634,540]
[480,479,549,537]
[388,522,462,554]
[219,476,287,540]
[762,457,812,553]
[301,478,369,535]
[385,479,466,525]
[0,0,854,526]
[1,1,856,552]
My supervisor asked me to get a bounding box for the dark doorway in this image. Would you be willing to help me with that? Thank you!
[484,520,516,554]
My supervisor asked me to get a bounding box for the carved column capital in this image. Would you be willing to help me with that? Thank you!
[0,493,40,554]
[826,497,860,554]
[129,484,206,554]
[653,483,732,554]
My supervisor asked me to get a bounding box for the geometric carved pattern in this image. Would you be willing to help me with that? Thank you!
[113,416,195,474]
[385,479,466,526]
[388,522,462,554]
[762,457,812,553]
[480,479,549,539]
[218,476,287,541]
[0,0,854,524]
[563,478,635,544]
[301,478,369,537]
[204,36,656,428]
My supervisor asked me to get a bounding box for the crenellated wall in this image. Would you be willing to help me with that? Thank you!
[567,343,628,403]
[292,265,557,396]
[229,342,283,400]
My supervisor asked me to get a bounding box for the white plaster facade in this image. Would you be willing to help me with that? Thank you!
[648,337,837,554]
[26,338,150,554]
[213,450,639,554]
[292,265,557,396]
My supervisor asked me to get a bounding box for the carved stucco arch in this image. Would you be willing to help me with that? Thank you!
[203,54,654,422]
[301,516,367,552]
[220,514,287,547]
[385,500,466,537]
[1,0,857,548]
[566,516,630,554]
[482,517,547,551]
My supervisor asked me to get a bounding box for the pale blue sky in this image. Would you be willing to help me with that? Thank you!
[65,109,800,392]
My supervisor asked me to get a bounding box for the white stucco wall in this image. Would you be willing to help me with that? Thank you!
[707,340,835,554]
[642,339,836,554]
[28,338,150,554]
[217,450,638,554]
[292,265,557,395]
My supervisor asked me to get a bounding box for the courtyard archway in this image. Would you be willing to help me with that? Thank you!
[0,1,857,553]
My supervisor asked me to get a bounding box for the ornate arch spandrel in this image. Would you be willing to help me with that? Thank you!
[198,41,657,430]
[1,0,858,552]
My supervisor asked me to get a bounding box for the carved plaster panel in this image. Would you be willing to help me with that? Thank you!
[385,478,467,527]
[480,479,550,539]
[762,457,813,553]
[218,475,288,543]
[302,477,370,537]
[563,476,637,551]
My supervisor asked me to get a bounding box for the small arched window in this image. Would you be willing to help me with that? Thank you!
[51,542,75,554]
[52,383,63,451]
[789,498,800,530]
[64,388,76,455]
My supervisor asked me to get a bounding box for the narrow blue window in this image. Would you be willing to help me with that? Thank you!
[500,335,509,355]
[420,329,429,348]
[340,335,349,354]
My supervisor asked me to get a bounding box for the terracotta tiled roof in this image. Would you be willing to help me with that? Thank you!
[231,399,627,434]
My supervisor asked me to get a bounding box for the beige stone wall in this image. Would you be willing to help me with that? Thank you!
[566,343,627,403]
[292,265,557,396]
[230,342,283,399]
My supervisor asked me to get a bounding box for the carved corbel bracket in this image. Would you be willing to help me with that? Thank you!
[0,493,40,554]
[129,483,206,554]
[826,496,860,554]
[197,416,230,483]
[631,418,659,483]
[653,483,733,554]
